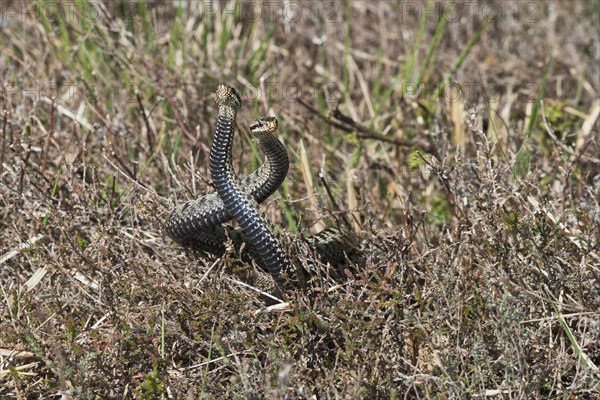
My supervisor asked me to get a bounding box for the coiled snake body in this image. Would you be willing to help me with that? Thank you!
[166,116,288,244]
[167,84,361,294]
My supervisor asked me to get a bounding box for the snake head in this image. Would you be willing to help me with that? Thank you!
[250,117,278,138]
[215,84,241,113]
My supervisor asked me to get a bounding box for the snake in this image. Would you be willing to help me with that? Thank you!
[166,116,288,244]
[166,83,363,293]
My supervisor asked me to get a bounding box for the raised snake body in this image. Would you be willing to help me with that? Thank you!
[166,116,288,243]
[167,84,363,293]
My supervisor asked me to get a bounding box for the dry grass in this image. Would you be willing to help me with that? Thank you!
[1,1,599,398]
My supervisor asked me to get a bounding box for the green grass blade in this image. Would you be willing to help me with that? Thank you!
[41,165,62,227]
[525,55,553,138]
[417,4,449,87]
[553,304,599,371]
[513,55,552,179]
[434,24,484,99]
[377,0,430,112]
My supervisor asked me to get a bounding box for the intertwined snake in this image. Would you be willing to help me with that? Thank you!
[166,84,362,294]
[166,116,289,254]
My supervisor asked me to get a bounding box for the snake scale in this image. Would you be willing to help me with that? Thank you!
[166,84,363,294]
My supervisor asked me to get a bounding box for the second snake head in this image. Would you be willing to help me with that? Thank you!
[250,117,278,139]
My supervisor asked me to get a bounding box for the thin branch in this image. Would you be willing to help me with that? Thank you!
[297,98,413,147]
[136,89,155,152]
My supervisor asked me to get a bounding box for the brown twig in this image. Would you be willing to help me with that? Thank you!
[19,119,34,193]
[79,79,113,129]
[416,150,471,225]
[136,89,155,153]
[297,98,413,147]
[0,110,7,176]
[143,60,211,157]
[101,154,169,203]
[317,164,355,231]
[41,98,55,175]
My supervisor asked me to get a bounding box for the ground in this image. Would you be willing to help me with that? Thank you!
[0,1,599,398]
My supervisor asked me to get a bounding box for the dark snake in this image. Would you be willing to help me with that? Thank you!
[166,84,363,293]
[166,116,288,248]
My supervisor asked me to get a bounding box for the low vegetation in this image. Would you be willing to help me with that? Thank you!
[0,1,598,398]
